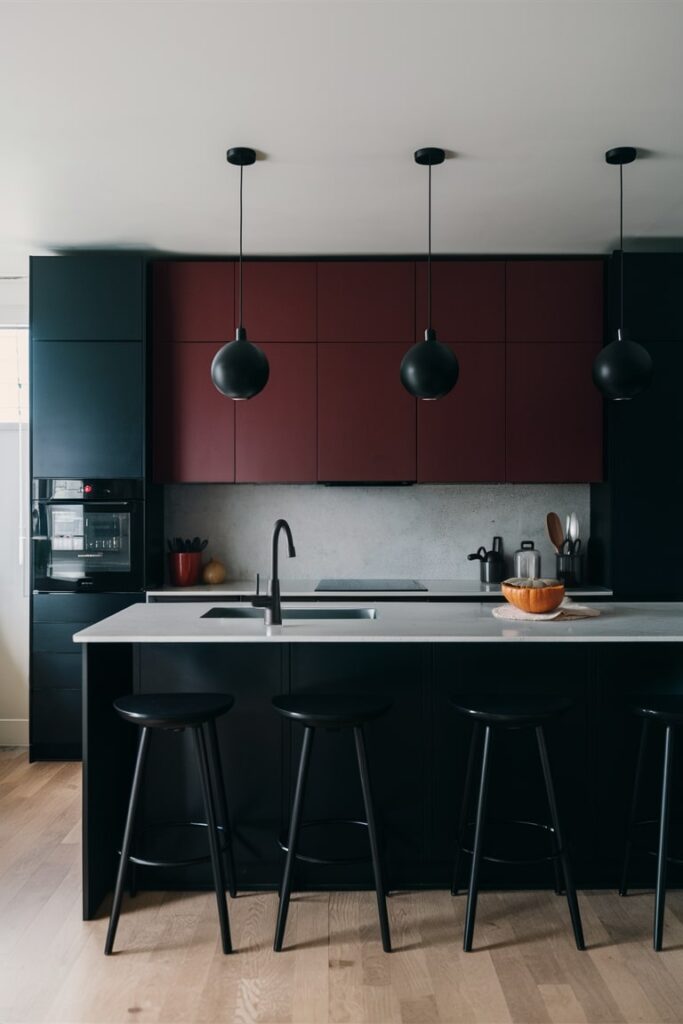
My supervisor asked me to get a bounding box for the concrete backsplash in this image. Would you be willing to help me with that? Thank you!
[165,483,590,583]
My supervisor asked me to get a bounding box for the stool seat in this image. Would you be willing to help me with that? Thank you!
[449,694,573,727]
[632,695,683,725]
[272,693,392,727]
[113,693,234,729]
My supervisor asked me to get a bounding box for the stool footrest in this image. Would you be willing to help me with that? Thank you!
[627,819,683,866]
[123,820,232,870]
[459,818,562,867]
[278,818,373,865]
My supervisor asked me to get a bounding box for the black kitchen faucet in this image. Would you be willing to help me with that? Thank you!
[251,519,296,626]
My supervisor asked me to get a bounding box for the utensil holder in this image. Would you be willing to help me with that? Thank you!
[168,552,203,587]
[555,552,582,587]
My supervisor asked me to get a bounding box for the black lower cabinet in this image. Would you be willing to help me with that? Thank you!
[30,594,144,761]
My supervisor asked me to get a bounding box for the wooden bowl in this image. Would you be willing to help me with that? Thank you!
[501,578,565,614]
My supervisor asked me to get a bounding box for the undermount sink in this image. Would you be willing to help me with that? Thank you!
[202,607,377,621]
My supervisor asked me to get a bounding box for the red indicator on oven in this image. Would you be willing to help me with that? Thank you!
[84,484,93,494]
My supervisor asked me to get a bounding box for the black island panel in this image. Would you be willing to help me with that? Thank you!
[82,640,683,919]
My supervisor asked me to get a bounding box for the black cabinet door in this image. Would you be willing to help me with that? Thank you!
[32,341,143,478]
[617,254,683,343]
[31,254,143,342]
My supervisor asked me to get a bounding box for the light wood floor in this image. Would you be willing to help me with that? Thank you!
[3,749,683,1024]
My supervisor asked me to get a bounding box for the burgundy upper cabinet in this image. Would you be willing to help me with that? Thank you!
[238,262,316,343]
[506,261,604,344]
[505,259,604,482]
[418,345,506,482]
[235,344,316,482]
[153,342,235,483]
[415,261,505,343]
[318,344,416,481]
[317,262,415,343]
[153,261,234,343]
[506,343,603,482]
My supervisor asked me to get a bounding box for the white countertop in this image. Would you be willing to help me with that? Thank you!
[74,600,683,645]
[146,579,612,600]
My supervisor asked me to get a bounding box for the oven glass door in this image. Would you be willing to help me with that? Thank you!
[33,501,143,591]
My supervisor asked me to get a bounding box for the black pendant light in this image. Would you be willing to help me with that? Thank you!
[211,147,269,401]
[592,147,652,401]
[400,148,459,400]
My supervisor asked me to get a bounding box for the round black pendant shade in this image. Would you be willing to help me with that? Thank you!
[592,329,653,401]
[210,146,269,401]
[402,147,458,400]
[593,146,652,401]
[400,329,459,400]
[211,327,270,400]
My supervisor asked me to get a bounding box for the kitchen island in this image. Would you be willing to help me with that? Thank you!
[75,601,683,919]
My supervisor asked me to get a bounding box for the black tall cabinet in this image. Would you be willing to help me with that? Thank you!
[29,253,160,760]
[591,253,683,598]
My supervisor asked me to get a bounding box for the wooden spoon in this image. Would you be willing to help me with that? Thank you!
[546,512,564,553]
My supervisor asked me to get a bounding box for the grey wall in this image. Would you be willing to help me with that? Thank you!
[165,484,590,582]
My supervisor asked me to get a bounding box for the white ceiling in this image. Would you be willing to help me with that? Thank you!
[2,0,683,294]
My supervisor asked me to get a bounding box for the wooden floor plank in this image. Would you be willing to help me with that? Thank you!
[3,754,683,1024]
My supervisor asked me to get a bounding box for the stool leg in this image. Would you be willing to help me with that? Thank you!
[536,726,585,951]
[354,725,392,953]
[274,725,314,952]
[205,719,238,899]
[193,727,232,954]
[463,724,492,952]
[654,725,674,952]
[452,722,481,896]
[104,726,150,955]
[619,718,649,897]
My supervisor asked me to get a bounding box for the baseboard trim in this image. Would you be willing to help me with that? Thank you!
[0,719,29,747]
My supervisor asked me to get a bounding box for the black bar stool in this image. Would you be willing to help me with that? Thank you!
[272,693,392,953]
[620,696,683,951]
[104,693,237,956]
[450,695,585,952]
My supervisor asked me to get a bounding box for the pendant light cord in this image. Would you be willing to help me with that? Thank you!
[427,163,432,331]
[238,165,244,330]
[619,162,624,337]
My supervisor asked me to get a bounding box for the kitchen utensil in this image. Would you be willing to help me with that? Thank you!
[467,547,488,562]
[569,513,579,544]
[565,515,571,543]
[546,513,564,553]
[501,577,565,613]
[513,541,541,579]
[467,537,505,584]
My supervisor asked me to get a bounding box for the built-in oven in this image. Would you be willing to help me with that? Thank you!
[32,479,144,593]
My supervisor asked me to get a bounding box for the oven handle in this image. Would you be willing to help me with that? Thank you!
[76,553,105,558]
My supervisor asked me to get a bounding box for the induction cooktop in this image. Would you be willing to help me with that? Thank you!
[315,579,427,592]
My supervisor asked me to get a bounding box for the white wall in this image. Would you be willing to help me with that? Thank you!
[0,425,29,745]
[165,483,591,583]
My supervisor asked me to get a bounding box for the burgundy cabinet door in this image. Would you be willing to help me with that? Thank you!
[506,343,603,482]
[506,260,604,344]
[153,261,234,343]
[235,344,316,482]
[418,344,505,482]
[153,342,235,483]
[415,261,505,343]
[317,262,415,343]
[318,344,416,481]
[237,262,316,343]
